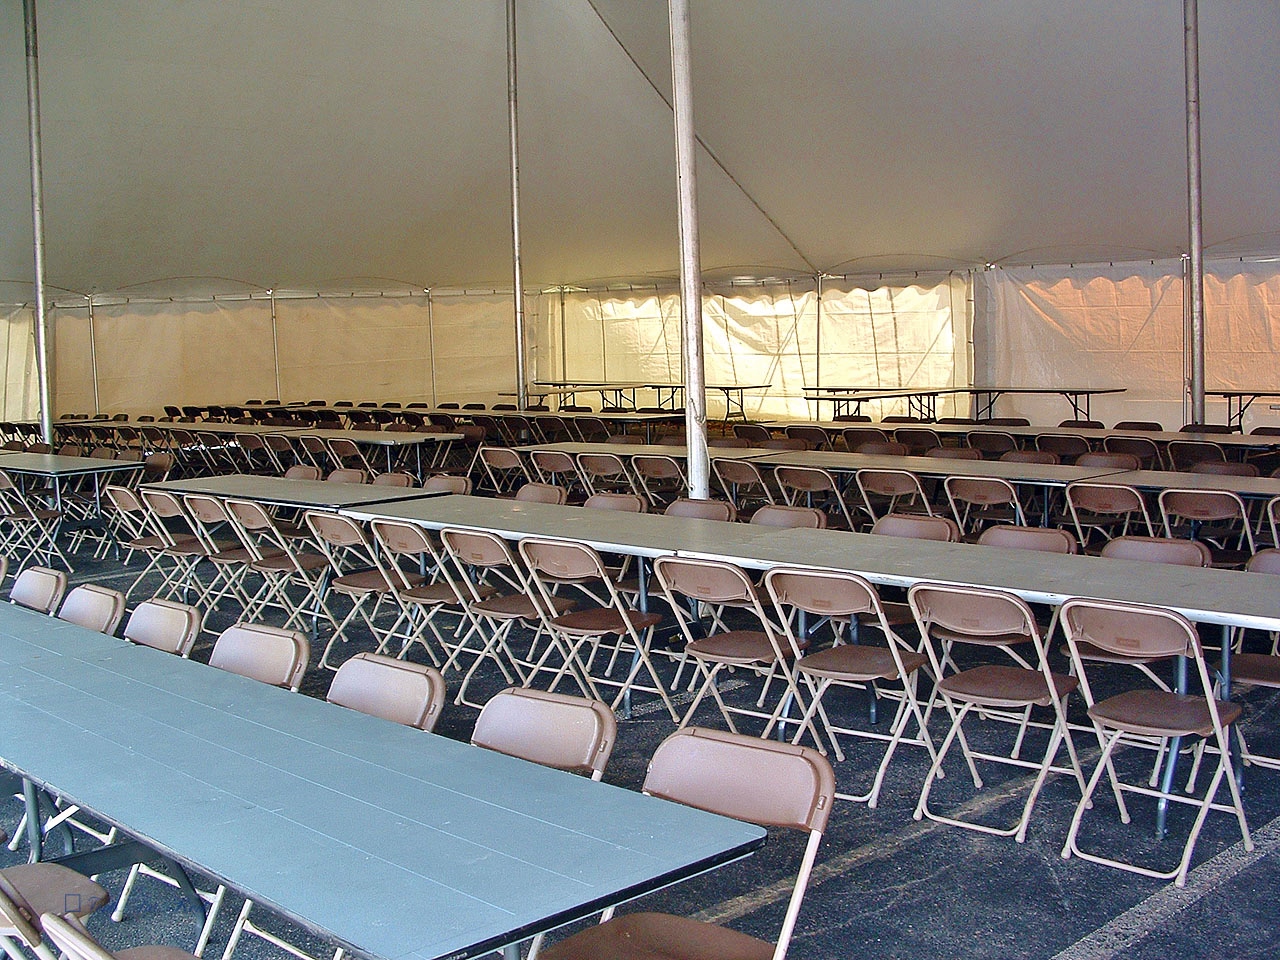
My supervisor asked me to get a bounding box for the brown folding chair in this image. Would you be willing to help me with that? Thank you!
[304,511,398,669]
[326,653,446,730]
[943,475,1026,537]
[520,537,675,720]
[421,474,471,494]
[908,582,1083,841]
[711,456,776,517]
[1064,481,1155,552]
[208,622,310,691]
[41,912,195,960]
[764,566,936,807]
[471,686,616,780]
[855,467,934,520]
[122,598,202,657]
[749,504,826,529]
[631,454,687,509]
[774,465,862,530]
[0,867,108,960]
[1059,598,1251,886]
[1158,487,1255,568]
[56,584,126,635]
[540,727,834,960]
[475,445,530,496]
[515,482,568,504]
[8,566,66,614]
[654,555,803,735]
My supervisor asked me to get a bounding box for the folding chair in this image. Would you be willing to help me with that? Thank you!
[908,582,1083,841]
[631,454,687,510]
[326,652,445,730]
[1064,481,1155,552]
[181,493,257,620]
[576,452,640,497]
[9,566,66,614]
[475,446,530,496]
[421,474,471,494]
[514,482,567,504]
[0,470,71,572]
[540,727,834,960]
[438,527,571,708]
[528,449,587,500]
[324,468,366,484]
[654,555,804,735]
[370,471,414,487]
[855,467,934,520]
[367,518,470,667]
[139,489,209,601]
[1158,487,1255,568]
[520,537,675,720]
[208,622,310,691]
[943,474,1026,538]
[711,456,776,517]
[764,566,936,807]
[471,687,616,780]
[1059,597,1251,886]
[56,584,126,635]
[222,499,329,631]
[0,868,108,960]
[774,465,862,530]
[304,511,397,670]
[122,598,202,656]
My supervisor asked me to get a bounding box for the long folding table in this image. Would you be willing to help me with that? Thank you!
[0,605,765,960]
[142,474,444,511]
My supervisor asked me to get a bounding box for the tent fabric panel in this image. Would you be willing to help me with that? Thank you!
[0,306,39,421]
[275,296,433,405]
[427,292,519,405]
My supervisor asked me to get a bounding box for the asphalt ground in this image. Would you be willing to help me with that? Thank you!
[4,541,1280,960]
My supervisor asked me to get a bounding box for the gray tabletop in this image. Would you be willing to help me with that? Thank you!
[752,449,1128,486]
[1105,469,1280,501]
[0,453,147,477]
[0,606,763,960]
[297,429,463,445]
[676,526,1280,632]
[518,442,770,461]
[144,475,444,509]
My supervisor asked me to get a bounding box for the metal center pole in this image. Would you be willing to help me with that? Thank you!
[669,0,708,499]
[507,0,528,410]
[23,0,54,442]
[1184,0,1206,425]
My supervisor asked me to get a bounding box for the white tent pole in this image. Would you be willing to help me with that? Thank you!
[507,0,528,409]
[1184,0,1206,424]
[269,289,282,402]
[23,0,54,443]
[426,289,438,405]
[669,0,708,499]
[87,298,99,415]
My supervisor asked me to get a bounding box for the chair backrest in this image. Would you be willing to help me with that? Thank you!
[871,512,960,541]
[1247,548,1280,576]
[284,464,322,480]
[1035,433,1092,459]
[325,467,367,484]
[471,687,617,780]
[326,653,445,731]
[514,482,568,504]
[733,423,773,443]
[583,491,646,513]
[925,446,982,460]
[999,449,1059,465]
[1075,450,1141,469]
[1114,420,1163,431]
[371,471,415,487]
[855,440,910,456]
[122,598,202,656]
[664,497,736,521]
[1189,460,1259,477]
[421,474,471,494]
[10,566,67,614]
[1058,419,1104,429]
[641,727,834,959]
[909,581,1037,645]
[749,504,827,528]
[1099,535,1211,566]
[977,524,1077,554]
[1167,439,1226,470]
[841,426,889,450]
[1060,597,1200,667]
[0,872,43,949]
[57,584,127,634]
[894,427,943,453]
[209,622,310,690]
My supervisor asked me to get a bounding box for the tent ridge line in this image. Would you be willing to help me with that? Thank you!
[585,0,817,273]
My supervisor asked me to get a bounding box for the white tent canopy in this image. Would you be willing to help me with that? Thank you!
[3,0,1277,295]
[0,2,1277,424]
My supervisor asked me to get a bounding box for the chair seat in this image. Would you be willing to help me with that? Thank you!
[475,593,571,620]
[937,664,1076,708]
[686,630,778,665]
[933,627,1030,647]
[540,911,773,960]
[253,552,329,574]
[0,861,109,918]
[1088,689,1240,738]
[797,643,926,683]
[552,608,662,636]
[1233,652,1280,688]
[332,569,394,595]
[1062,640,1173,667]
[401,580,468,603]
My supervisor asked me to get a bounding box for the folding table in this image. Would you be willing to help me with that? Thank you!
[0,605,765,960]
[142,474,444,511]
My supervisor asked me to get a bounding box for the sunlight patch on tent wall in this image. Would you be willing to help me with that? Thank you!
[0,306,39,420]
[545,276,968,420]
[978,261,1280,428]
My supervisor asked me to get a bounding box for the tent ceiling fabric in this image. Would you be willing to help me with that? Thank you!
[1,0,1277,300]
